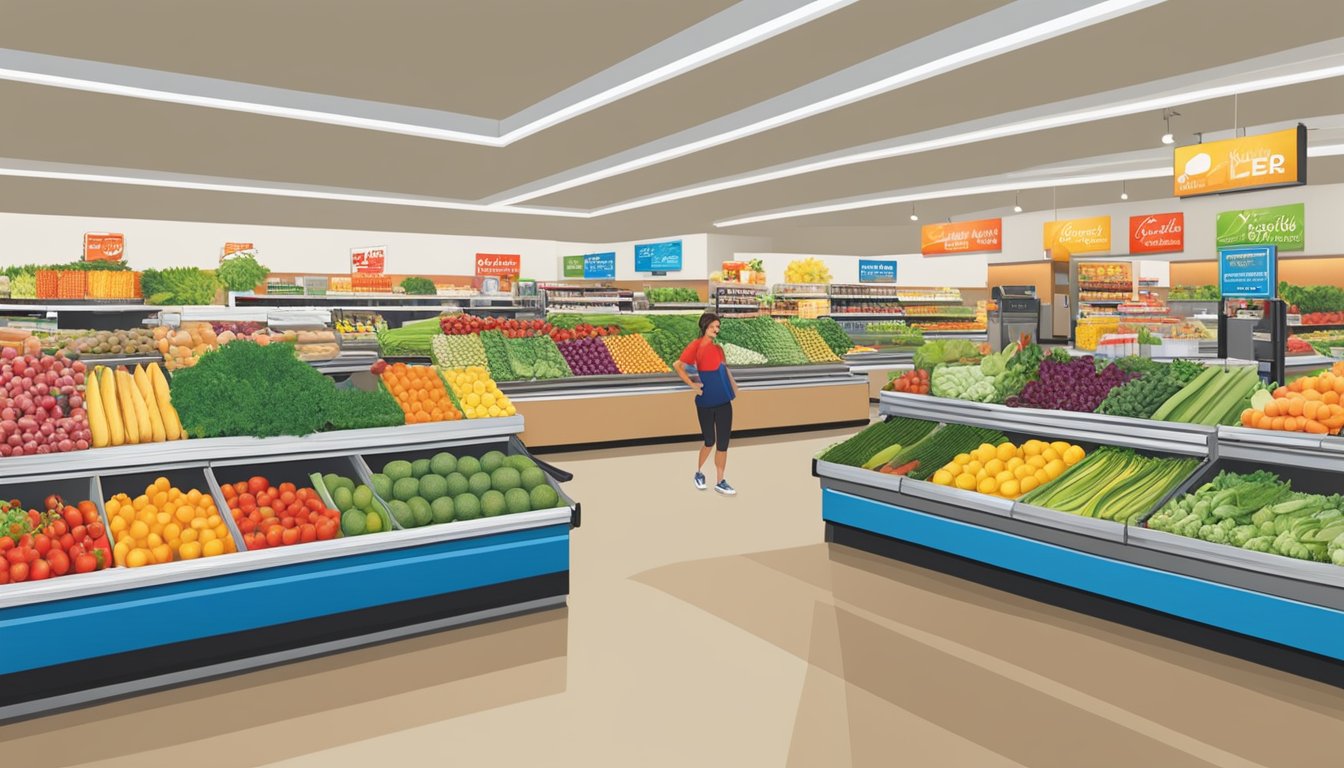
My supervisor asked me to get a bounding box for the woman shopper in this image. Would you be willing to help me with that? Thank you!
[673,313,739,495]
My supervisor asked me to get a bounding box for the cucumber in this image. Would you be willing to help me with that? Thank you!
[861,443,904,470]
[1151,367,1220,421]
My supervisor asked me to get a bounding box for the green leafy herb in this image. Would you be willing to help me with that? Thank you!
[141,267,220,305]
[217,254,271,292]
[399,276,437,295]
[170,341,335,437]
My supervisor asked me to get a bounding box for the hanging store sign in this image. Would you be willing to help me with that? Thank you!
[1128,212,1184,254]
[1043,216,1110,262]
[83,232,125,262]
[350,246,386,274]
[223,242,255,257]
[583,252,616,280]
[1174,125,1306,198]
[634,240,683,272]
[1218,245,1277,299]
[920,219,1001,255]
[561,255,585,278]
[475,253,521,277]
[857,259,897,283]
[1216,202,1304,252]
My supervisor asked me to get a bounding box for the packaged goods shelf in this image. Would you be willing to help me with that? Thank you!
[0,416,579,721]
[816,392,1344,672]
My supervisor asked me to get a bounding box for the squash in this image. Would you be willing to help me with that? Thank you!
[147,363,183,440]
[113,368,142,444]
[133,365,167,442]
[85,367,110,448]
[99,367,126,446]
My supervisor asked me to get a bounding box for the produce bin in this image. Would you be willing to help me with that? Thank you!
[206,454,392,543]
[97,463,247,558]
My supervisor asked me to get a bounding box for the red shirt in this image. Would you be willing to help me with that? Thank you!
[679,337,725,371]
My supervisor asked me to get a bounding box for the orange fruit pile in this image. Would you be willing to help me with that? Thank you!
[602,335,670,374]
[380,363,463,423]
[107,477,237,567]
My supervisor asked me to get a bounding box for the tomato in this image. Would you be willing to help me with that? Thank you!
[247,476,269,495]
[0,567,8,585]
[281,528,301,546]
[280,517,296,529]
[71,525,86,541]
[256,492,273,508]
[220,484,237,500]
[87,522,104,540]
[43,494,61,512]
[278,482,296,496]
[234,481,248,496]
[10,562,28,582]
[60,533,74,551]
[73,553,96,574]
[34,534,50,556]
[265,527,283,548]
[29,559,50,581]
[0,537,11,552]
[316,521,337,540]
[49,519,67,538]
[25,548,38,563]
[238,517,256,534]
[46,549,69,576]
[79,502,98,524]
[6,548,25,565]
[299,525,317,544]
[278,491,296,507]
[62,508,81,529]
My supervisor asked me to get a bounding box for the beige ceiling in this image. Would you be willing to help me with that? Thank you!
[2,0,1344,247]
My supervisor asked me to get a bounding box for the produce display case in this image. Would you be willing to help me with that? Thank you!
[540,284,634,314]
[711,283,765,317]
[0,416,579,721]
[816,391,1344,674]
[234,293,544,326]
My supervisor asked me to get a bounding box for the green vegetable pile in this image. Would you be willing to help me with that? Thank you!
[1151,366,1260,426]
[642,314,700,366]
[431,333,488,369]
[866,321,925,347]
[1096,360,1206,419]
[399,276,437,295]
[1279,282,1344,314]
[888,423,1009,481]
[715,318,807,365]
[479,330,520,381]
[376,316,441,356]
[817,416,939,467]
[141,267,221,305]
[645,287,701,303]
[931,364,997,402]
[503,335,572,380]
[216,254,270,293]
[1,260,132,279]
[788,318,853,357]
[1018,446,1199,523]
[913,339,980,371]
[1147,470,1344,565]
[326,385,405,431]
[10,273,35,299]
[1168,285,1220,300]
[549,313,654,334]
[171,341,333,437]
[642,332,688,368]
[992,344,1044,403]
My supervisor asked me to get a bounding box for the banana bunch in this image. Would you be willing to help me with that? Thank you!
[86,362,187,447]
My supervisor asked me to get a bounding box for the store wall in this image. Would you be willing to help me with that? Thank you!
[734,251,988,288]
[987,263,1052,297]
[0,211,708,283]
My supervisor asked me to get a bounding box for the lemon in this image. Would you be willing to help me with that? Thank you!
[1027,455,1047,469]
[984,459,1005,476]
[1045,459,1065,479]
[202,539,225,557]
[488,405,502,417]
[953,453,972,466]
[126,549,150,568]
[466,393,481,407]
[1006,457,1025,471]
[977,477,998,494]
[1020,476,1039,493]
[995,471,1014,484]
[1063,445,1086,465]
[954,473,977,491]
[1034,469,1051,485]
[482,393,496,407]
[976,444,997,462]
[1042,448,1060,463]
[1050,441,1071,455]
[505,405,517,416]
[473,381,486,395]
[964,460,983,476]
[932,469,954,485]
[1023,440,1043,457]
[996,443,1017,462]
[1013,465,1032,479]
[999,479,1020,497]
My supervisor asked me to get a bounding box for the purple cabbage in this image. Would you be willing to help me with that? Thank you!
[556,337,621,376]
[1007,355,1136,412]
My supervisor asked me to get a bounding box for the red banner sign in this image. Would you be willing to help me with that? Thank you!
[350,246,386,274]
[921,219,1002,255]
[84,232,125,262]
[1129,212,1184,254]
[475,253,521,277]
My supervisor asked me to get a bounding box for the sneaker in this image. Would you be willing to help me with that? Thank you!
[694,472,707,490]
[715,480,736,496]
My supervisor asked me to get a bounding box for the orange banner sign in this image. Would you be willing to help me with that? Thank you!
[1043,216,1111,262]
[1129,212,1184,254]
[475,253,521,277]
[1173,125,1306,198]
[350,246,386,274]
[223,242,254,256]
[921,218,1002,255]
[83,232,124,262]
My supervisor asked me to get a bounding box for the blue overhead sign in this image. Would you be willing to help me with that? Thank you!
[583,252,616,280]
[634,240,683,272]
[858,259,897,283]
[1218,245,1277,299]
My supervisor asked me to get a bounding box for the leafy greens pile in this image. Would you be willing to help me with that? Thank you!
[141,267,221,305]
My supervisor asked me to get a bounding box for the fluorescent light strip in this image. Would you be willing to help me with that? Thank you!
[0,165,588,218]
[499,0,856,142]
[715,141,1344,227]
[494,0,1163,205]
[593,58,1344,216]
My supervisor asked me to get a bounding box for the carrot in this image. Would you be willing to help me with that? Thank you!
[892,460,921,476]
[1265,400,1281,418]
[1304,400,1322,421]
[1271,416,1286,430]
[1283,416,1301,431]
[1288,398,1305,417]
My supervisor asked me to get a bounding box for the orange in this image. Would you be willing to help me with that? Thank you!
[179,541,203,560]
[154,477,171,492]
[126,549,151,568]
[202,540,225,558]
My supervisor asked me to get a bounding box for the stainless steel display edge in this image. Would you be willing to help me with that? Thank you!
[819,476,1344,612]
[0,507,572,611]
[902,477,1012,517]
[1127,526,1344,590]
[0,417,525,482]
[507,375,861,402]
[878,391,1212,456]
[1216,426,1340,471]
[813,460,901,494]
[1010,502,1127,543]
[500,365,857,398]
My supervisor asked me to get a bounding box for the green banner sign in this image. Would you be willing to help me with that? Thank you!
[561,254,584,278]
[1215,202,1304,251]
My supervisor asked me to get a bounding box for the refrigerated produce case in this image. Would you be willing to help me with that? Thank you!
[0,416,580,721]
[814,391,1344,676]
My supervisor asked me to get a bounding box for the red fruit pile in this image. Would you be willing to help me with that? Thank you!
[0,344,93,458]
[888,369,930,394]
[222,476,341,550]
[1301,312,1344,326]
[440,315,552,338]
[1287,335,1314,354]
[0,495,111,585]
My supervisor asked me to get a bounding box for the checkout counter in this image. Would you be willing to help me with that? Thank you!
[988,285,1041,352]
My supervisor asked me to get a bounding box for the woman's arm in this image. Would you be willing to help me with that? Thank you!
[728,367,739,396]
[673,360,702,393]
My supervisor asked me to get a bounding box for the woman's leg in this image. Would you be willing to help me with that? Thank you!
[696,407,716,472]
[713,404,732,483]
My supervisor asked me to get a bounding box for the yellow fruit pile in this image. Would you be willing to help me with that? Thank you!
[931,440,1085,499]
[602,335,671,374]
[785,324,842,363]
[88,363,186,447]
[108,477,236,567]
[444,366,518,419]
[783,258,832,284]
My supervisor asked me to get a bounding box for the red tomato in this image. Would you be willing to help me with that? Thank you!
[34,534,51,556]
[279,491,296,507]
[299,525,317,544]
[233,481,248,496]
[5,548,25,565]
[316,521,337,540]
[280,518,296,530]
[25,548,38,563]
[10,561,28,582]
[221,484,237,500]
[29,559,50,581]
[0,567,8,585]
[62,508,81,528]
[73,553,96,574]
[87,522,104,540]
[47,549,69,576]
[60,533,75,551]
[238,517,256,534]
[79,502,99,525]
[305,498,324,512]
[256,492,273,508]
[278,482,296,496]
[247,476,269,495]
[71,525,86,541]
[0,537,11,552]
[281,528,301,546]
[49,519,67,538]
[265,527,283,548]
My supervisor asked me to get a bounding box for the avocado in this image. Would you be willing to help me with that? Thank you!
[384,459,414,481]
[341,508,367,536]
[429,451,457,476]
[454,493,481,520]
[408,497,433,527]
[480,450,506,474]
[445,472,469,497]
[418,474,449,501]
[456,456,481,477]
[467,472,492,496]
[353,485,373,510]
[519,467,546,491]
[504,488,531,515]
[332,486,354,512]
[490,467,521,492]
[430,496,455,524]
[387,499,416,529]
[370,473,393,500]
[411,458,431,479]
[481,490,506,517]
[529,485,559,510]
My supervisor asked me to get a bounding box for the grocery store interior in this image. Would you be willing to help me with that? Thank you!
[1,1,1344,765]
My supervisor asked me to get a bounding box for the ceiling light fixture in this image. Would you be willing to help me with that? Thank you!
[1013,192,1023,213]
[1120,181,1128,200]
[585,40,1344,217]
[909,207,919,222]
[1161,108,1180,145]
